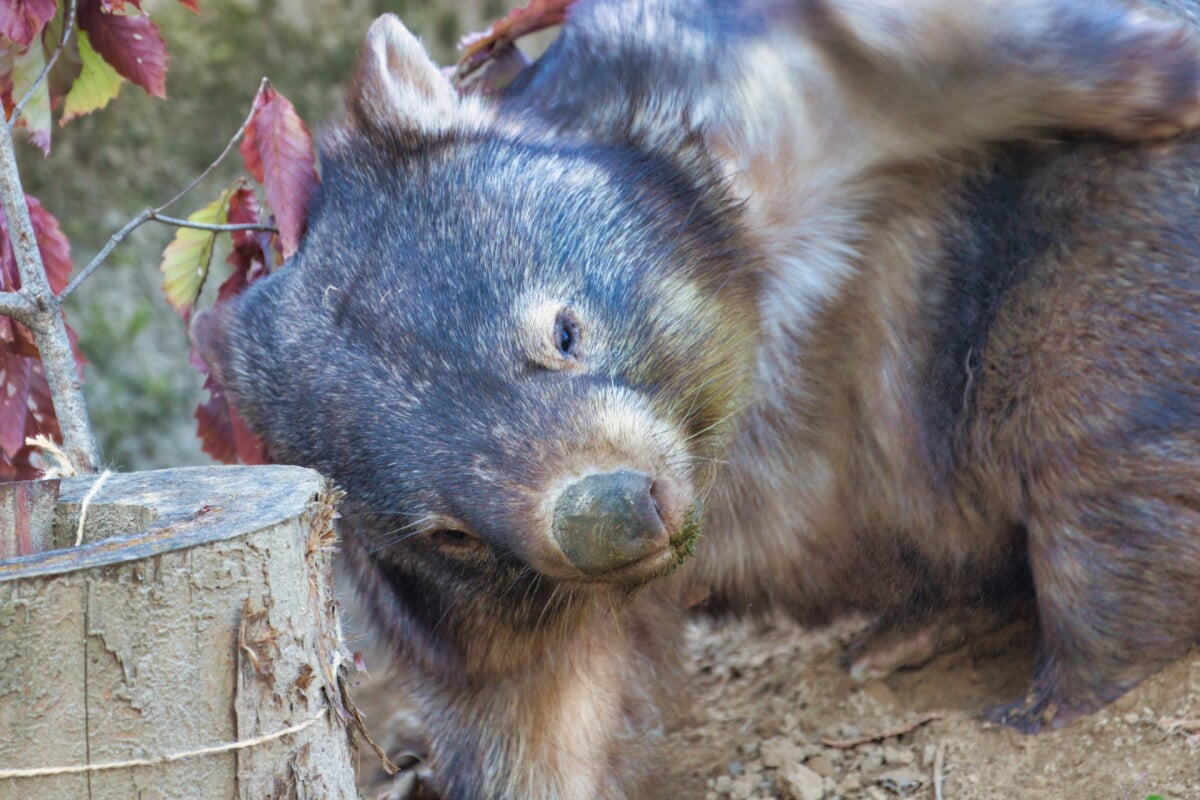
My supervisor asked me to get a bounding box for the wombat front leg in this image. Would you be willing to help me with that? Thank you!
[803,0,1200,146]
[988,491,1200,731]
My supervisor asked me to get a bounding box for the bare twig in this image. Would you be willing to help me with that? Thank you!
[1121,772,1148,800]
[10,0,79,125]
[57,208,153,301]
[820,712,945,749]
[0,121,99,472]
[151,213,277,234]
[933,738,946,800]
[1158,717,1200,734]
[58,77,271,302]
[157,77,268,213]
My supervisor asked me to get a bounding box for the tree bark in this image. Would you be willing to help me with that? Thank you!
[0,466,359,799]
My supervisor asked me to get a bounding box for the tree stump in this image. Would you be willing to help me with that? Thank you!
[0,466,360,799]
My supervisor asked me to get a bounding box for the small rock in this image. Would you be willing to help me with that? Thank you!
[715,775,733,794]
[837,774,863,794]
[921,744,937,767]
[730,761,746,777]
[866,787,889,800]
[779,764,825,800]
[705,793,720,800]
[1123,712,1140,725]
[832,724,860,739]
[876,767,925,795]
[729,773,759,800]
[741,741,762,759]
[805,755,835,777]
[859,746,884,773]
[761,738,807,769]
[882,746,915,766]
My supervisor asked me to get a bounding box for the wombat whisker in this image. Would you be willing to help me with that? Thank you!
[499,565,538,606]
[674,365,750,424]
[535,583,564,633]
[681,398,757,445]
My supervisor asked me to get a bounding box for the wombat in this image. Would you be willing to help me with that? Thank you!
[194,0,1200,797]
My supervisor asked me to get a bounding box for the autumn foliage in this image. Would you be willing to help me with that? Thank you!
[0,0,319,477]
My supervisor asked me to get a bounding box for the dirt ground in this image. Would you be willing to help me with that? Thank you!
[340,566,1200,800]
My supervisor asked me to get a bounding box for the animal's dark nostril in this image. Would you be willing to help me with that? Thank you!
[649,479,665,519]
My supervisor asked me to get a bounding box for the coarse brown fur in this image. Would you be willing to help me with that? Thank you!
[195,0,1200,796]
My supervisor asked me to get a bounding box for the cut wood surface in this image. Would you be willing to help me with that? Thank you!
[0,466,358,800]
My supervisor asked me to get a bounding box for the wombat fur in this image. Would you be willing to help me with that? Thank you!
[194,0,1200,796]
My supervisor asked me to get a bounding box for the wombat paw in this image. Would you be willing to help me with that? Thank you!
[981,686,1089,733]
[838,605,1012,681]
[840,622,949,681]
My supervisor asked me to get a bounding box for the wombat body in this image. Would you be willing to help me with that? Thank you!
[195,1,1200,797]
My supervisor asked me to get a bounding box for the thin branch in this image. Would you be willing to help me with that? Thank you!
[58,208,153,301]
[0,290,37,323]
[933,738,946,800]
[0,120,98,472]
[59,77,271,301]
[157,77,269,214]
[820,712,946,749]
[1158,717,1200,734]
[151,214,277,234]
[10,0,79,126]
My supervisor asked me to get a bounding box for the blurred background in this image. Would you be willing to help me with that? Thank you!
[17,0,502,471]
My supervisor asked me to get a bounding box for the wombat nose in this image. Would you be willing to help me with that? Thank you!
[551,470,670,575]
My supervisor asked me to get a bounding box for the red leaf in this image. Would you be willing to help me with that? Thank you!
[176,0,199,12]
[5,322,39,358]
[194,372,236,464]
[1,50,12,120]
[0,351,31,455]
[194,370,268,465]
[0,201,15,292]
[223,184,268,295]
[26,196,71,293]
[0,194,71,294]
[239,84,318,259]
[0,355,64,481]
[456,0,573,85]
[78,0,168,99]
[0,0,57,48]
[26,359,61,441]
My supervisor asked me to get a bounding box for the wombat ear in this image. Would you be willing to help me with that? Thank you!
[347,14,458,135]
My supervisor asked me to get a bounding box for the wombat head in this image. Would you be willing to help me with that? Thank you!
[194,15,760,650]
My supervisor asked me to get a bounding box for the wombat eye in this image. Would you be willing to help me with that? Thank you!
[429,528,484,553]
[554,308,581,358]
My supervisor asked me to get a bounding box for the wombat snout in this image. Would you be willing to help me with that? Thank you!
[551,470,675,576]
